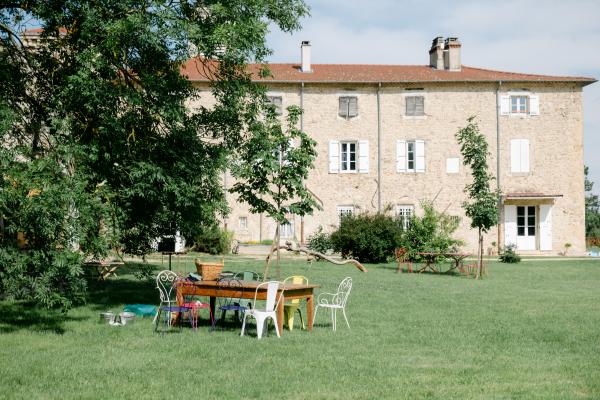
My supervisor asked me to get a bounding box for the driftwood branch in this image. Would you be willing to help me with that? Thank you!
[265,242,367,273]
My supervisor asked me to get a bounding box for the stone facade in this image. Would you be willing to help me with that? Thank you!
[186,39,593,255]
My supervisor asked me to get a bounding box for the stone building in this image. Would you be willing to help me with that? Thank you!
[183,37,596,255]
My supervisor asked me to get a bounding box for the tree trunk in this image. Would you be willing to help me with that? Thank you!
[263,225,279,281]
[476,228,483,279]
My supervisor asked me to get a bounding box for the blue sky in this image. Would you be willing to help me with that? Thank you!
[266,0,600,194]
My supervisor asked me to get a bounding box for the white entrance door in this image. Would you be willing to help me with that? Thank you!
[516,206,536,250]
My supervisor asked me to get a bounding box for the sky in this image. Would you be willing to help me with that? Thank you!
[266,0,600,194]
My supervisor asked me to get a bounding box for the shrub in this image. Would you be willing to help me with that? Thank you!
[260,239,273,245]
[191,225,233,255]
[306,226,333,254]
[330,212,403,263]
[400,200,463,261]
[499,244,521,263]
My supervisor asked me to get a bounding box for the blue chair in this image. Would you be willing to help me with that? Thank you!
[212,278,247,330]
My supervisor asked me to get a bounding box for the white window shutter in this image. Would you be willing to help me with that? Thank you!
[500,95,510,115]
[348,97,358,117]
[510,139,521,173]
[415,140,425,172]
[329,140,339,173]
[358,140,369,173]
[529,95,540,115]
[539,204,552,251]
[520,139,530,172]
[338,98,348,117]
[396,140,406,172]
[504,205,517,247]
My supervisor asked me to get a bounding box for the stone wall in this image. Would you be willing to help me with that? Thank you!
[190,80,586,255]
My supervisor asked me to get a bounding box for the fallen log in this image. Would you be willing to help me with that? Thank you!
[265,242,367,273]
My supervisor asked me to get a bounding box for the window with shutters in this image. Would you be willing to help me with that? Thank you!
[339,96,358,119]
[501,92,539,116]
[510,96,528,114]
[238,217,248,230]
[340,141,357,172]
[396,140,425,173]
[329,140,369,174]
[405,96,424,116]
[266,96,283,115]
[395,205,414,230]
[510,139,530,173]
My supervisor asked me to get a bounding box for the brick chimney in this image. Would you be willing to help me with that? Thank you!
[429,36,444,70]
[443,37,461,71]
[301,40,311,73]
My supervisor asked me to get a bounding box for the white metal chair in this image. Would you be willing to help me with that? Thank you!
[312,277,353,331]
[153,270,191,333]
[240,281,284,339]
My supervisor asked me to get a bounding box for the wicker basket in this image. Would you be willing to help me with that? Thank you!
[194,259,224,281]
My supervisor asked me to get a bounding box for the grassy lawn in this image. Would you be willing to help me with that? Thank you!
[1,255,599,399]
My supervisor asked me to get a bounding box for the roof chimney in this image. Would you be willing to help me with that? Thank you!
[443,37,461,71]
[301,41,311,73]
[429,36,444,70]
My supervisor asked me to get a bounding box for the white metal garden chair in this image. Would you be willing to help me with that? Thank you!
[153,270,192,333]
[312,277,352,331]
[240,281,284,339]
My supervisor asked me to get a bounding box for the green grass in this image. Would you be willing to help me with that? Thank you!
[1,255,600,399]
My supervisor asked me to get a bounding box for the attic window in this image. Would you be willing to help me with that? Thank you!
[339,96,358,119]
[406,96,424,116]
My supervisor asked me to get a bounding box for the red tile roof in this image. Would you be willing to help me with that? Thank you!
[181,58,596,85]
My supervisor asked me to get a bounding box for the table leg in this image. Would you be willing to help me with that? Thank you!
[307,295,314,332]
[209,296,216,327]
[277,295,284,335]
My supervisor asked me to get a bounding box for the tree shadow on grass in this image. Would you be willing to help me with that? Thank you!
[0,301,85,334]
[86,278,158,311]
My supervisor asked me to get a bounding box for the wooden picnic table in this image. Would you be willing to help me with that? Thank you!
[85,260,125,280]
[415,252,471,273]
[178,280,320,335]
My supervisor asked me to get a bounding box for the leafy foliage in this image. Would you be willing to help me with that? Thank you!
[230,105,319,225]
[400,201,463,261]
[306,226,333,254]
[0,0,309,308]
[585,166,600,238]
[230,104,319,277]
[456,116,500,277]
[330,211,404,263]
[499,244,521,263]
[191,225,233,255]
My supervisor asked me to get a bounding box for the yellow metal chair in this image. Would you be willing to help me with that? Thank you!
[282,275,308,331]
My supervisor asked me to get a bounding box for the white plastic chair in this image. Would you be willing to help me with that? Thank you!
[240,281,284,339]
[312,277,353,331]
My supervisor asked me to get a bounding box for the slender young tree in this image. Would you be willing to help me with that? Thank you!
[230,104,319,279]
[456,116,500,278]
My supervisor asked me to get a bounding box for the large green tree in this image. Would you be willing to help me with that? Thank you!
[456,116,500,279]
[0,1,308,308]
